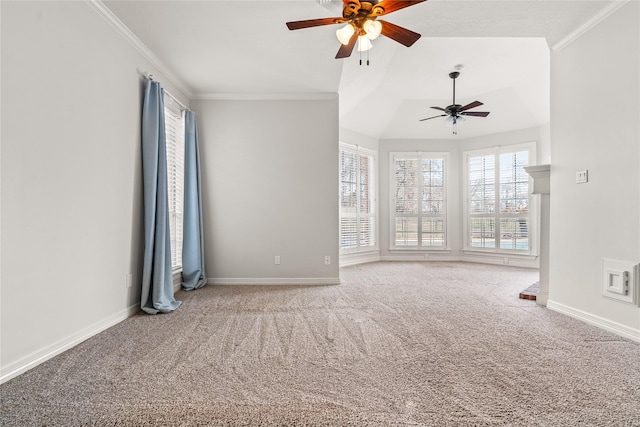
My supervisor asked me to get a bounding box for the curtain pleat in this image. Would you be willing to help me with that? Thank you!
[181,110,207,291]
[140,78,182,314]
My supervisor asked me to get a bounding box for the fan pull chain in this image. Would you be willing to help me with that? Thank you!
[358,49,370,66]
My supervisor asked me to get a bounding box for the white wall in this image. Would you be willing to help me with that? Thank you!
[379,126,548,267]
[339,128,379,153]
[548,1,640,340]
[191,98,340,284]
[0,1,190,381]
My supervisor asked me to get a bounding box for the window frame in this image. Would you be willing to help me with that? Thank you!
[389,151,450,251]
[462,142,537,256]
[339,143,378,254]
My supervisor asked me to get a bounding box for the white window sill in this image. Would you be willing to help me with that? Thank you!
[340,247,380,254]
[389,247,452,252]
[462,249,537,260]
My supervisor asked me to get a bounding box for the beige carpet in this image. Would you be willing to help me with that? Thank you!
[1,262,639,426]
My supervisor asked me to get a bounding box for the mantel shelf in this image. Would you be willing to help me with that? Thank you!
[524,164,550,194]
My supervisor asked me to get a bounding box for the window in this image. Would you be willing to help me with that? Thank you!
[339,144,376,251]
[164,97,185,269]
[465,144,534,253]
[390,152,448,249]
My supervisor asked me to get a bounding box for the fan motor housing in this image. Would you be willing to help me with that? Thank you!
[446,104,462,115]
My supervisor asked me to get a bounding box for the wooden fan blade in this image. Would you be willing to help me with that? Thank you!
[460,100,483,111]
[420,114,446,121]
[430,106,447,112]
[379,20,421,47]
[286,17,344,30]
[375,0,427,16]
[336,32,358,58]
[461,111,490,117]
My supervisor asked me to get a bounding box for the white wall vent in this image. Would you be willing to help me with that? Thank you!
[601,258,639,305]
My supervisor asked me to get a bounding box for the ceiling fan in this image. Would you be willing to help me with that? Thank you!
[420,71,490,134]
[286,0,426,59]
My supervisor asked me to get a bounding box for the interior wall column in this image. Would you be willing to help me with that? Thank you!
[525,164,551,305]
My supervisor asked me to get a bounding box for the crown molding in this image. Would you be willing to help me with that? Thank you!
[192,93,339,101]
[551,0,630,52]
[83,0,193,98]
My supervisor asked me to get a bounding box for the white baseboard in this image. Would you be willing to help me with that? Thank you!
[207,277,340,285]
[547,300,640,343]
[0,304,140,385]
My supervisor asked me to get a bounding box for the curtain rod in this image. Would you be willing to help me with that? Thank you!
[143,72,189,111]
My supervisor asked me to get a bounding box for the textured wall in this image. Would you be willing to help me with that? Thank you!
[548,1,640,338]
[192,98,340,283]
[0,1,190,378]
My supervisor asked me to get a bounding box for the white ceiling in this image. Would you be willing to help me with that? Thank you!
[103,0,616,140]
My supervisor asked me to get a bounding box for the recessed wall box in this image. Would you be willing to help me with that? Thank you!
[601,259,639,305]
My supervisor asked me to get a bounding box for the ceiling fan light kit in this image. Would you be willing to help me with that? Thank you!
[357,35,373,51]
[336,24,355,44]
[420,71,491,135]
[286,0,425,60]
[363,19,382,39]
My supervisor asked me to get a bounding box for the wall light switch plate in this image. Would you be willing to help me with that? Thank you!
[576,170,588,184]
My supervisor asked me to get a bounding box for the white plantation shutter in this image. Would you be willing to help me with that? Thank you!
[391,153,447,248]
[164,97,185,269]
[339,144,376,251]
[466,145,532,253]
[340,150,357,249]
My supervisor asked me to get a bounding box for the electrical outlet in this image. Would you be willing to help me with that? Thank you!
[274,256,281,265]
[126,273,132,288]
[576,170,588,184]
[324,256,331,265]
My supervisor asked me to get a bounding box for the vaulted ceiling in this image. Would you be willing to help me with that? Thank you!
[103,0,616,139]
